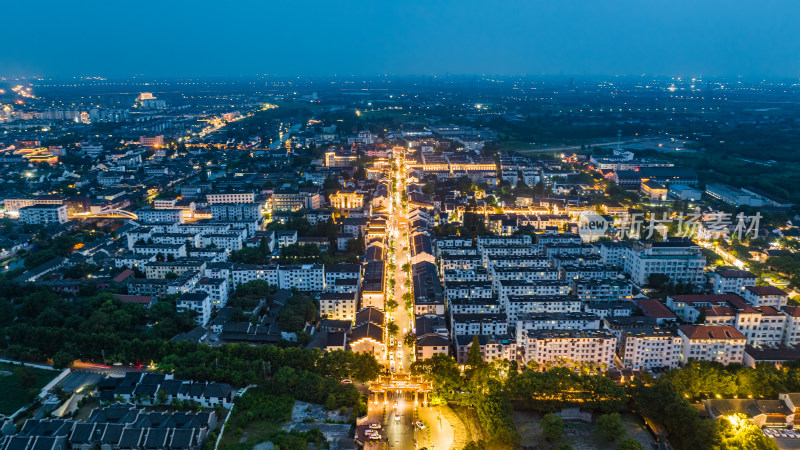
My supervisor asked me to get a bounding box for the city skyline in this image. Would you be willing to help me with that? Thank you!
[3,0,800,78]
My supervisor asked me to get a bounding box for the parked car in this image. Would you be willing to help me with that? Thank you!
[369,423,381,430]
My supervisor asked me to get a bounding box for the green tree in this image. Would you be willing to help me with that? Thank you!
[716,414,779,450]
[403,333,416,349]
[52,351,75,369]
[541,413,564,443]
[465,335,484,372]
[410,354,462,403]
[596,413,625,442]
[615,438,643,450]
[14,366,38,390]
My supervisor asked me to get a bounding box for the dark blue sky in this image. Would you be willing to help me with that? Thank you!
[3,0,799,78]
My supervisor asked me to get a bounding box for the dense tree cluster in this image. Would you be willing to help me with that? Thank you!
[412,354,797,450]
[506,367,628,413]
[153,344,381,387]
[411,354,519,447]
[658,360,800,400]
[227,279,275,310]
[0,288,196,367]
[277,294,317,332]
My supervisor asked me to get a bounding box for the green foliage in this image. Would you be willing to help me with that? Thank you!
[462,441,486,450]
[631,382,717,450]
[278,243,323,264]
[277,294,317,332]
[615,438,643,450]
[0,362,55,415]
[323,177,342,191]
[595,413,625,442]
[470,379,519,447]
[410,354,462,403]
[465,335,484,373]
[715,414,779,450]
[271,366,361,409]
[506,367,627,413]
[0,289,196,364]
[402,333,416,349]
[229,280,274,310]
[227,387,294,431]
[152,344,380,387]
[540,413,564,442]
[657,360,800,400]
[229,238,272,265]
[23,250,58,270]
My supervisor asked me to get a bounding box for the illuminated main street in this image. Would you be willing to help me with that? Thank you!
[389,149,413,373]
[361,148,455,450]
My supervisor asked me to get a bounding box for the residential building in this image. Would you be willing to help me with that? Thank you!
[521,330,616,369]
[618,328,682,370]
[18,204,68,225]
[743,286,789,308]
[177,292,212,325]
[678,325,746,365]
[624,239,706,287]
[454,334,517,364]
[709,270,757,295]
[319,292,358,322]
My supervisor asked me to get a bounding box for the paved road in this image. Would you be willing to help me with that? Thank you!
[514,139,643,154]
[71,361,151,378]
[363,392,419,450]
[417,406,455,450]
[388,152,413,372]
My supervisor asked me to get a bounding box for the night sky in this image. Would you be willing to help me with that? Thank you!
[3,0,799,78]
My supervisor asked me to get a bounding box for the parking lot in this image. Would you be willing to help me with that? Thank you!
[765,429,800,449]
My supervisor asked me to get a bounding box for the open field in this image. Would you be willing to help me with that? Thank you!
[514,411,656,450]
[0,362,58,416]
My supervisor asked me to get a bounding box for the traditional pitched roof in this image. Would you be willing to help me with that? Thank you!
[679,325,746,340]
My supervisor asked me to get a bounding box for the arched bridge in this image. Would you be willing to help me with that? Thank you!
[86,209,138,220]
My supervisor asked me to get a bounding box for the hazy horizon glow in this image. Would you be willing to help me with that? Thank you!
[3,0,800,79]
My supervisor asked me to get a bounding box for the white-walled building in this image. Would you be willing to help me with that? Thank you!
[618,328,682,370]
[196,277,229,308]
[678,325,746,365]
[137,207,184,224]
[504,295,582,321]
[782,306,800,346]
[624,239,706,287]
[19,204,68,225]
[451,313,508,336]
[521,330,616,369]
[133,242,188,260]
[278,264,325,292]
[177,292,212,325]
[319,292,358,322]
[709,270,757,295]
[454,334,517,364]
[206,192,256,205]
[743,286,789,309]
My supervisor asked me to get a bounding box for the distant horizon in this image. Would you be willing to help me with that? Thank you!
[3,73,799,82]
[3,0,799,80]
